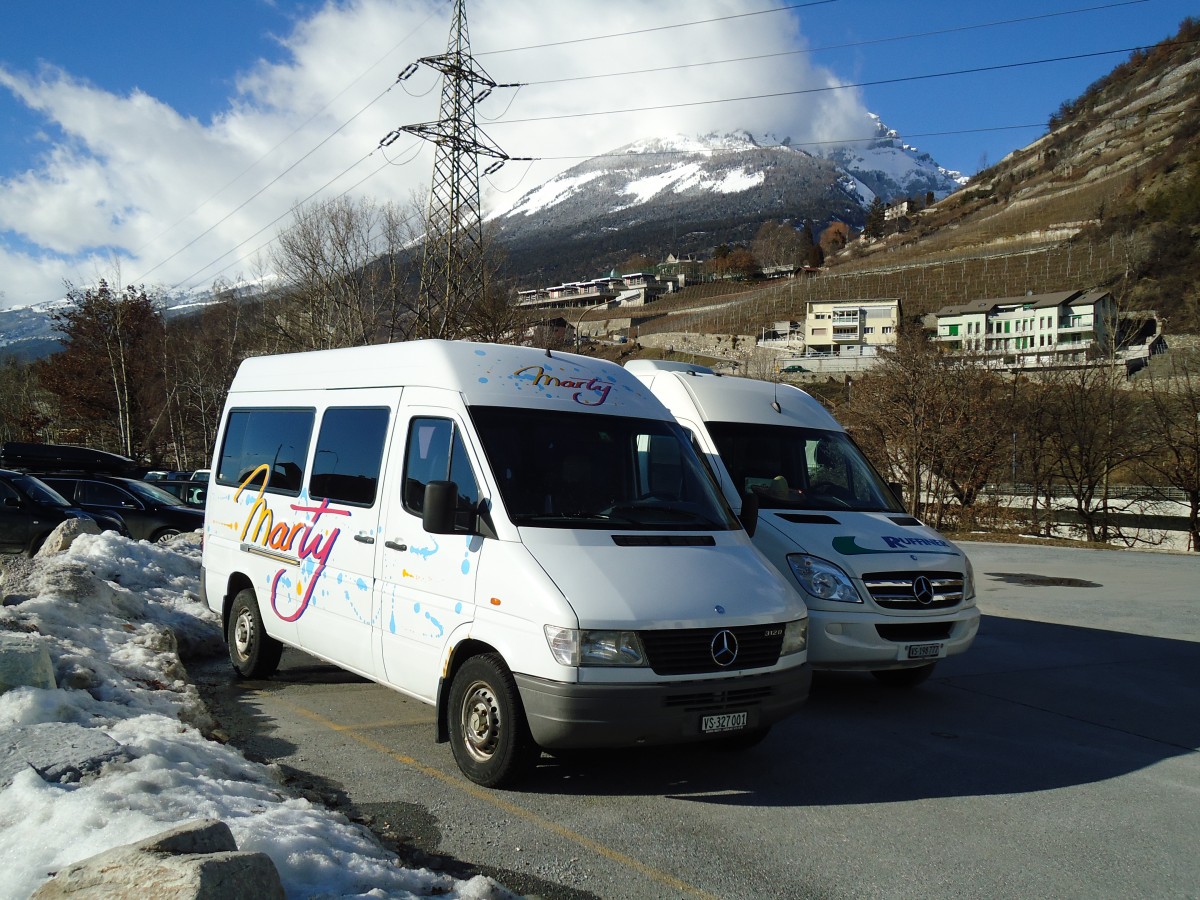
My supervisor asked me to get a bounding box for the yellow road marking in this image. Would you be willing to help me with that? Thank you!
[270,695,720,900]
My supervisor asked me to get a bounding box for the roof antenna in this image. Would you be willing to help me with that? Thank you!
[772,357,782,413]
[545,347,552,357]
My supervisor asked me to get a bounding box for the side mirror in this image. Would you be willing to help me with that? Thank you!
[422,480,459,535]
[2,496,21,509]
[739,490,759,538]
[888,482,905,506]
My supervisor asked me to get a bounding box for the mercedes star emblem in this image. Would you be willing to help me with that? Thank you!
[711,630,739,666]
[913,575,935,605]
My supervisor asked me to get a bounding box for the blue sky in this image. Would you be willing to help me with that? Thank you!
[0,0,1194,308]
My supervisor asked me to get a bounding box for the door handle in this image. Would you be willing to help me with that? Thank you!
[385,540,408,552]
[354,533,375,545]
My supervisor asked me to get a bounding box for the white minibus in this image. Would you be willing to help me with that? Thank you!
[202,341,811,786]
[627,360,979,687]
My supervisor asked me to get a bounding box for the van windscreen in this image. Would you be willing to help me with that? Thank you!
[470,406,738,531]
[707,422,903,513]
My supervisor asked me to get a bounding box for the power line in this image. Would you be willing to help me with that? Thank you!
[521,0,1151,86]
[139,78,402,286]
[132,2,449,286]
[166,150,384,293]
[185,153,415,293]
[473,0,839,55]
[489,41,1198,126]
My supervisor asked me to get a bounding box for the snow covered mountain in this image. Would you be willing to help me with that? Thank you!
[0,121,962,355]
[811,113,968,206]
[489,122,963,283]
[0,285,226,361]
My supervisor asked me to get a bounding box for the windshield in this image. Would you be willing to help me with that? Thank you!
[707,422,904,513]
[123,479,187,506]
[13,474,71,507]
[470,406,739,530]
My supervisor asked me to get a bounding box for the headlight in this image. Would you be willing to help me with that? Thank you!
[781,618,808,655]
[786,554,862,603]
[543,625,647,667]
[963,555,977,605]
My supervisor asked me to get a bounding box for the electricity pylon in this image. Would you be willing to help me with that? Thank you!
[396,0,513,339]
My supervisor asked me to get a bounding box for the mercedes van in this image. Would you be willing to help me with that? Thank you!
[202,341,811,786]
[627,360,979,687]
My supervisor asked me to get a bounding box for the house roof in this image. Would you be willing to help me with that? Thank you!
[934,289,1112,318]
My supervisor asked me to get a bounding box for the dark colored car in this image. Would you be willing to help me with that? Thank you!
[38,473,204,543]
[0,468,127,555]
[151,478,208,509]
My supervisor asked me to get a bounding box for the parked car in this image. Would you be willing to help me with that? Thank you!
[0,441,204,542]
[152,478,208,509]
[0,468,128,555]
[38,473,204,543]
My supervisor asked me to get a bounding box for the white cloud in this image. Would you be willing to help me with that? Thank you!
[0,0,868,309]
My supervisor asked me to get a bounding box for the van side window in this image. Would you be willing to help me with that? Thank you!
[403,418,480,524]
[216,408,314,495]
[310,407,390,506]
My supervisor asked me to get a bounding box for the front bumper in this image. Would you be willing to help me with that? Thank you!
[514,663,812,750]
[806,606,980,671]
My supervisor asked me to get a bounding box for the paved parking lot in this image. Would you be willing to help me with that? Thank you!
[197,540,1200,899]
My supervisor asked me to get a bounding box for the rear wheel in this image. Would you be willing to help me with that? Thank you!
[872,663,936,688]
[153,528,182,543]
[448,653,538,788]
[228,589,282,679]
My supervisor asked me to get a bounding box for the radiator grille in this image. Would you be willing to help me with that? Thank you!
[639,624,785,675]
[862,571,963,610]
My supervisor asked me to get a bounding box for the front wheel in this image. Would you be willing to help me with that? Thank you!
[871,663,936,688]
[153,528,182,543]
[448,654,538,788]
[228,589,283,679]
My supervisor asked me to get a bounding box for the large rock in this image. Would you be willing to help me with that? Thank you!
[36,518,101,558]
[31,818,285,899]
[0,722,129,788]
[0,632,56,694]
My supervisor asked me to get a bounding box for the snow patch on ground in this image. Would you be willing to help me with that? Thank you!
[0,531,514,899]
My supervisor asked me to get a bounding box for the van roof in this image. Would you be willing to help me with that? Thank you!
[231,339,667,419]
[625,362,842,431]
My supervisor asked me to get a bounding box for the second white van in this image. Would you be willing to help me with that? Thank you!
[201,341,812,786]
[627,360,979,687]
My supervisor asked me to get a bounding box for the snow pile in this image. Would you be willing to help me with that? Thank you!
[0,530,512,899]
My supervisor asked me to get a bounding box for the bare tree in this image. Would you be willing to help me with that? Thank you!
[37,280,165,457]
[1043,362,1148,543]
[0,358,47,442]
[841,322,941,519]
[264,196,416,351]
[1138,350,1200,550]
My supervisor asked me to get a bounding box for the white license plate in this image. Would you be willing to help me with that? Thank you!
[905,642,944,660]
[701,712,748,733]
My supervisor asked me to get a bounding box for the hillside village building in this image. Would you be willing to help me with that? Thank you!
[803,298,901,357]
[932,289,1115,367]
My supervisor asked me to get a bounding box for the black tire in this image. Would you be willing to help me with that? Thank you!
[448,653,538,788]
[872,663,936,688]
[152,528,183,543]
[228,589,283,679]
